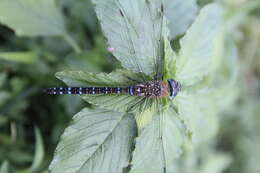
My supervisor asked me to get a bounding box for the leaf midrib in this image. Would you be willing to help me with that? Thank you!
[77,112,130,172]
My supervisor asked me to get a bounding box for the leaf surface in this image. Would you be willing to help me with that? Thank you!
[0,0,65,36]
[130,107,185,173]
[92,0,165,75]
[175,3,223,86]
[174,90,219,146]
[164,0,198,39]
[49,108,136,173]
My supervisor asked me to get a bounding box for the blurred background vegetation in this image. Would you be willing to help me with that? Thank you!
[0,0,259,173]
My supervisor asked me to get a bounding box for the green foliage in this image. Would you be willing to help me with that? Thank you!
[175,90,218,145]
[49,108,136,173]
[130,107,185,173]
[0,0,259,173]
[164,0,198,39]
[50,1,228,172]
[175,3,223,86]
[0,0,65,36]
[92,0,165,75]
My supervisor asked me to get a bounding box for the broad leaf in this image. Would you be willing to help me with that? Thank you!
[0,0,65,36]
[56,70,154,113]
[92,0,165,75]
[165,0,198,39]
[49,108,136,173]
[174,90,219,146]
[0,52,38,64]
[130,107,185,173]
[175,3,223,86]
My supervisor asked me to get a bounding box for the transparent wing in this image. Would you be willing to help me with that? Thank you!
[131,99,185,173]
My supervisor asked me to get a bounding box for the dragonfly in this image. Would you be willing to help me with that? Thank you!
[45,79,181,99]
[45,2,182,100]
[46,2,185,173]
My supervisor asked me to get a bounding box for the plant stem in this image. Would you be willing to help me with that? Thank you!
[63,33,82,54]
[11,122,17,143]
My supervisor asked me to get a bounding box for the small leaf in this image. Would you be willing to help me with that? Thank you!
[175,3,223,86]
[0,52,38,64]
[0,0,65,36]
[56,70,154,113]
[30,127,45,172]
[49,108,137,173]
[0,161,10,173]
[165,0,198,39]
[130,107,185,173]
[92,0,165,75]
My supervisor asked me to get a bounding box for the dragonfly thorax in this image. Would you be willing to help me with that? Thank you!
[129,81,170,98]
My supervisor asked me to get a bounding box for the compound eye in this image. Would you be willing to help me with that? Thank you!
[173,91,178,97]
[177,82,182,91]
[168,90,177,99]
[171,80,177,88]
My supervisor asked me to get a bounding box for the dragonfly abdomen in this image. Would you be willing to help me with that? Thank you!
[45,87,128,95]
[45,79,181,98]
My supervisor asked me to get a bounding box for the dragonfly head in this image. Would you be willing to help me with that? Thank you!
[167,79,181,99]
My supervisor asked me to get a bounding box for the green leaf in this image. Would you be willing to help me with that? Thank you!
[130,107,185,173]
[175,3,223,86]
[174,90,219,146]
[49,108,137,173]
[0,52,38,64]
[56,70,154,113]
[29,127,45,172]
[92,0,165,75]
[165,0,198,39]
[0,0,65,36]
[0,161,10,173]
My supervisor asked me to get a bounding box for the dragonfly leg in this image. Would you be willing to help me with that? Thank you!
[125,76,140,83]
